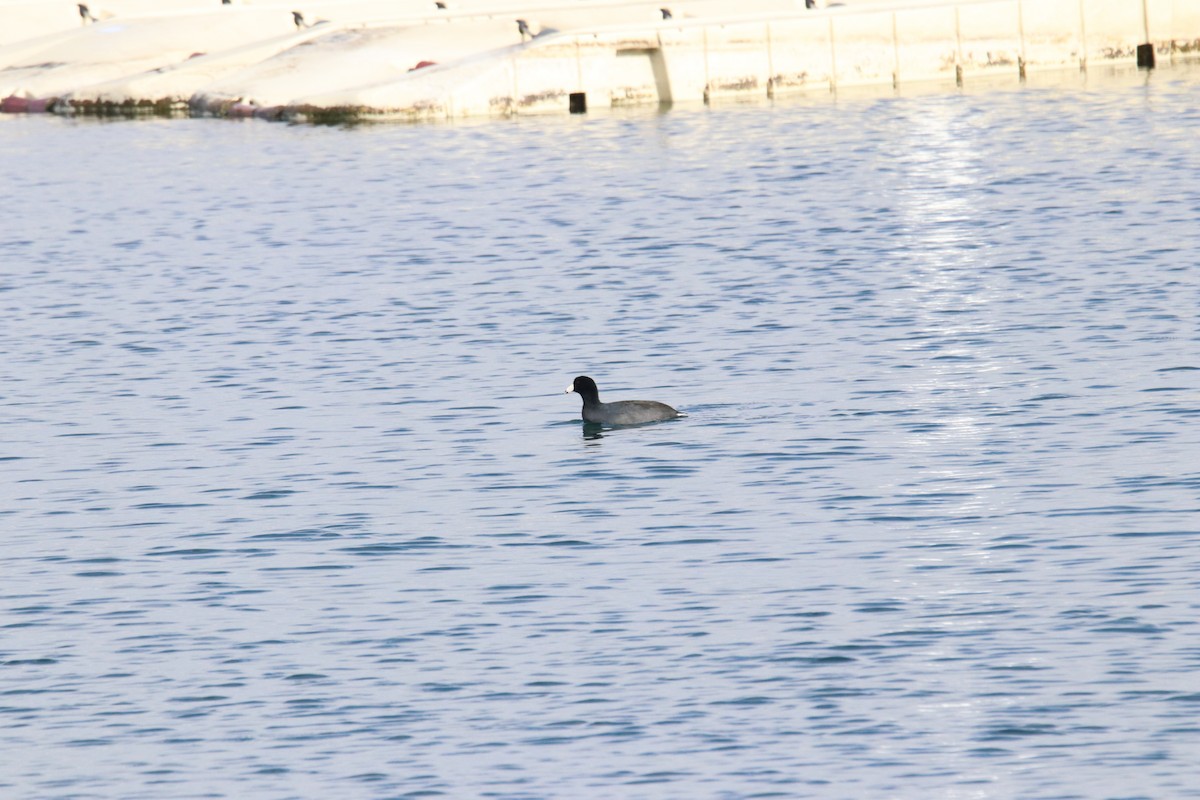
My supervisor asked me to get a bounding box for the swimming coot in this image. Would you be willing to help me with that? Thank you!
[565,375,682,425]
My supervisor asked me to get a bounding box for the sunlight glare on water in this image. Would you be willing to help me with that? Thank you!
[2,64,1199,799]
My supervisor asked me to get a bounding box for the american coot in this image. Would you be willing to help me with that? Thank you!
[565,376,682,425]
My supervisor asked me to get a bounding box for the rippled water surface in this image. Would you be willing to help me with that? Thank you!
[3,65,1200,799]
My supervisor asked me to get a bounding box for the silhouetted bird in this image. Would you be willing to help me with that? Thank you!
[435,1,447,8]
[516,19,533,40]
[660,7,672,19]
[805,0,816,7]
[292,10,308,28]
[77,3,98,23]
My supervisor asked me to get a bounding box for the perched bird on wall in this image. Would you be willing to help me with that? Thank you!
[292,10,309,28]
[77,3,98,23]
[435,1,447,8]
[660,7,672,19]
[516,19,534,40]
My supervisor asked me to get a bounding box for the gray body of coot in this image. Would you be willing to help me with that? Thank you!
[565,375,682,425]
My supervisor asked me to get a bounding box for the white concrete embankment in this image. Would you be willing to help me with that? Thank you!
[59,25,333,114]
[283,0,1199,121]
[58,0,461,113]
[2,0,1198,121]
[188,0,802,117]
[0,0,449,109]
[191,21,529,116]
[0,8,300,105]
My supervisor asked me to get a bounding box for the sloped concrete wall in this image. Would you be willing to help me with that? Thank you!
[280,0,1200,121]
[492,0,1197,114]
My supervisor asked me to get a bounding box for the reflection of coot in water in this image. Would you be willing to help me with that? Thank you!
[565,376,683,425]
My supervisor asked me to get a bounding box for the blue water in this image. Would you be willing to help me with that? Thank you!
[2,64,1199,799]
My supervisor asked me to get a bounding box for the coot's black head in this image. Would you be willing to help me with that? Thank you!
[565,375,600,404]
